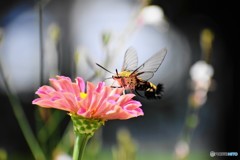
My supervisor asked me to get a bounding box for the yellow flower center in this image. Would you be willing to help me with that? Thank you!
[80,92,87,99]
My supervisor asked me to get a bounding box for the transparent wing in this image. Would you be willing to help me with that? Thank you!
[121,47,138,71]
[133,48,167,81]
[136,71,154,81]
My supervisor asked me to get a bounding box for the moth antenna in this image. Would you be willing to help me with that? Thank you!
[96,63,114,74]
[103,77,113,81]
[105,77,112,79]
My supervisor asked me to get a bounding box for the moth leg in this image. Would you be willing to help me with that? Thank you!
[110,85,127,95]
[111,86,122,88]
[110,80,122,88]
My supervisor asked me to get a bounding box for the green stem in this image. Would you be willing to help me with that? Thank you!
[0,65,46,160]
[9,94,47,160]
[73,133,90,160]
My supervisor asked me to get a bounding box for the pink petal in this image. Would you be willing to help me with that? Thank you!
[62,92,79,112]
[85,82,96,109]
[57,79,74,93]
[116,94,136,106]
[123,101,142,110]
[33,75,144,120]
[95,82,105,93]
[50,76,74,93]
[77,107,86,115]
[110,87,124,96]
[35,86,55,98]
[33,98,72,112]
[76,77,85,92]
[49,78,62,91]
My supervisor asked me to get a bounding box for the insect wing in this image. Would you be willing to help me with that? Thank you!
[121,47,138,71]
[132,48,167,81]
[136,71,154,81]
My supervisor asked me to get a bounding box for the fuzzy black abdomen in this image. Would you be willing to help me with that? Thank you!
[144,83,164,99]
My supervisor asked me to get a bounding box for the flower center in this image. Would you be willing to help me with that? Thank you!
[80,92,87,99]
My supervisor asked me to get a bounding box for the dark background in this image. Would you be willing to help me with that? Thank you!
[155,0,238,152]
[0,0,238,157]
[159,0,238,152]
[153,0,238,152]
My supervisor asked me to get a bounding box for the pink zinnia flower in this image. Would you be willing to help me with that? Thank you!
[32,76,143,120]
